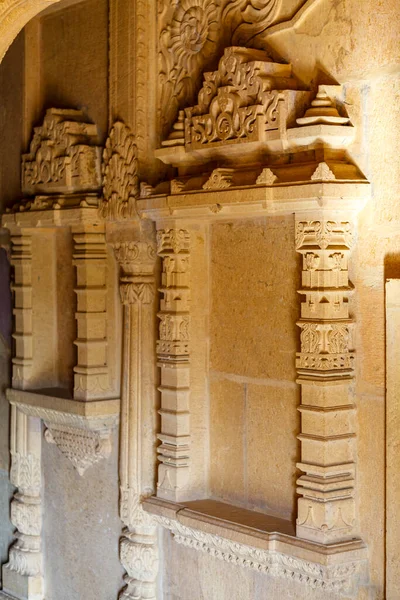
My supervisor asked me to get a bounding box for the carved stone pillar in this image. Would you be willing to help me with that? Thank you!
[156,228,190,502]
[10,232,33,389]
[3,407,43,600]
[2,231,42,599]
[113,239,159,600]
[295,216,357,544]
[72,227,109,400]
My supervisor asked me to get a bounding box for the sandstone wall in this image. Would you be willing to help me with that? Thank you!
[0,1,123,598]
[0,0,399,598]
[161,1,400,598]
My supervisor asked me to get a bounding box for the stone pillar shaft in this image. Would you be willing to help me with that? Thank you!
[113,240,159,600]
[156,228,191,502]
[295,216,357,544]
[73,228,109,400]
[3,407,43,600]
[11,233,33,389]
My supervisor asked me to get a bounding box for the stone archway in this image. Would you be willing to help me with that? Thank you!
[0,0,61,64]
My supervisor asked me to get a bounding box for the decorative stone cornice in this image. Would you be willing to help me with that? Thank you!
[144,500,368,596]
[155,515,361,593]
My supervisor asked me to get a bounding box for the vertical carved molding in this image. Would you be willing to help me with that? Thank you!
[11,233,33,390]
[4,232,43,599]
[156,228,191,502]
[3,407,43,600]
[113,240,159,600]
[295,217,357,544]
[109,0,158,182]
[72,228,109,400]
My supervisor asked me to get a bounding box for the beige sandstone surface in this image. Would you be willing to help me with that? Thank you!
[0,0,398,599]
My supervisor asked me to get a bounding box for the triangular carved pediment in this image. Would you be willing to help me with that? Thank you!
[22,108,102,196]
[156,46,310,167]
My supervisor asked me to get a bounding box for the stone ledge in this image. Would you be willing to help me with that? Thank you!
[7,388,120,475]
[144,497,368,596]
[137,181,371,221]
[7,388,120,428]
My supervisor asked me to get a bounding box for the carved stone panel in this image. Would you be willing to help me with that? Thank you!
[22,109,102,196]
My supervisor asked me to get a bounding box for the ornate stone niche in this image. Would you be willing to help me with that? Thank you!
[2,110,120,600]
[139,47,371,595]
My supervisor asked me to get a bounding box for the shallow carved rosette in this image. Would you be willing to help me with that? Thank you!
[159,0,219,135]
[100,122,139,221]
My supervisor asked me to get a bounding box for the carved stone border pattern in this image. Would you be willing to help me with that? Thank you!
[154,515,365,595]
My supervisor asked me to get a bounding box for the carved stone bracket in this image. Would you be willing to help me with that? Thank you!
[7,389,120,476]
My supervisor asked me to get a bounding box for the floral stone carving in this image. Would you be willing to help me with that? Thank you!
[7,390,120,477]
[149,512,367,596]
[22,108,102,196]
[156,46,308,168]
[99,121,139,221]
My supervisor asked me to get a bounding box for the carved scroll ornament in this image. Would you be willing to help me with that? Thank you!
[159,0,284,134]
[99,122,139,221]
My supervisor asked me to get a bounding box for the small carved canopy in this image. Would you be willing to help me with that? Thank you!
[156,46,310,167]
[21,108,102,196]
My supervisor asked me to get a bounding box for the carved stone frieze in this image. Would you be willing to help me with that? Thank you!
[159,0,219,136]
[99,122,139,221]
[160,46,299,161]
[22,109,102,196]
[152,514,366,595]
